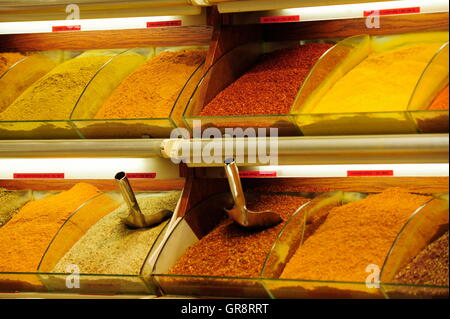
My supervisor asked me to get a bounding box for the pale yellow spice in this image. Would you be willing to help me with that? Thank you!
[311,43,443,113]
[0,56,111,121]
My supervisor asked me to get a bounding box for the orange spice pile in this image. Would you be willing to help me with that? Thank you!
[0,183,101,272]
[281,188,432,282]
[169,194,310,278]
[428,86,449,110]
[94,49,206,119]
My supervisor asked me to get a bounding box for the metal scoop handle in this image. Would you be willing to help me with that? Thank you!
[224,159,249,226]
[115,171,147,228]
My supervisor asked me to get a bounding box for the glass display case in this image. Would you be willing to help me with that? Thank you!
[292,32,449,136]
[0,0,448,300]
[381,194,449,298]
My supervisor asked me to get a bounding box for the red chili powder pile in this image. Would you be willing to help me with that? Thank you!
[428,86,449,110]
[199,43,333,116]
[169,194,310,278]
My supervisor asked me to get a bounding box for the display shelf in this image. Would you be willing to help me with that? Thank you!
[0,1,448,300]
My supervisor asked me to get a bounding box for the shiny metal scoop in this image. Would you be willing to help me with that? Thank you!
[115,171,172,229]
[224,159,282,229]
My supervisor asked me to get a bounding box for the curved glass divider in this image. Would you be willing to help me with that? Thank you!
[408,42,449,111]
[70,48,151,120]
[260,191,401,299]
[182,41,313,136]
[38,191,180,295]
[71,46,207,138]
[380,195,449,299]
[291,35,370,114]
[260,192,343,281]
[151,192,318,298]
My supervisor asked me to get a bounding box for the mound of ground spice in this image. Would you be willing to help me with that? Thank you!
[0,188,32,227]
[0,183,101,272]
[94,49,206,119]
[395,231,449,286]
[428,86,449,110]
[0,56,111,121]
[53,191,180,275]
[169,194,309,278]
[0,52,25,75]
[280,188,432,282]
[311,42,443,113]
[199,43,333,116]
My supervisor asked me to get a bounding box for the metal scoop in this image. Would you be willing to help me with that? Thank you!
[115,171,172,229]
[224,159,282,229]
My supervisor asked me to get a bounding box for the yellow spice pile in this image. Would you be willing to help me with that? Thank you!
[0,52,25,75]
[311,43,443,113]
[0,56,110,121]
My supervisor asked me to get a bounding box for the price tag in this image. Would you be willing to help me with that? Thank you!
[147,20,182,28]
[364,7,420,16]
[52,25,81,32]
[239,171,277,178]
[347,170,394,177]
[126,173,157,179]
[13,173,65,179]
[260,15,300,24]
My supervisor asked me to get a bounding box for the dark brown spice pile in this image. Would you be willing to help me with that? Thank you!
[169,194,310,278]
[395,231,449,286]
[199,43,333,116]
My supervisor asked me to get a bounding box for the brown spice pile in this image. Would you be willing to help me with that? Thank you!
[95,49,206,119]
[395,231,449,286]
[0,52,25,74]
[281,188,432,282]
[199,43,332,116]
[169,194,310,278]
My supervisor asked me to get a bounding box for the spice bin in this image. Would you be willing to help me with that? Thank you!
[408,42,449,134]
[182,41,335,136]
[152,191,314,298]
[39,191,182,295]
[0,49,125,139]
[260,189,434,299]
[0,183,105,292]
[292,32,449,136]
[71,47,207,138]
[0,51,63,114]
[381,194,449,299]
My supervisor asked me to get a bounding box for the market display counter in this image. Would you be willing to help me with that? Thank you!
[0,177,447,299]
[0,0,448,300]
